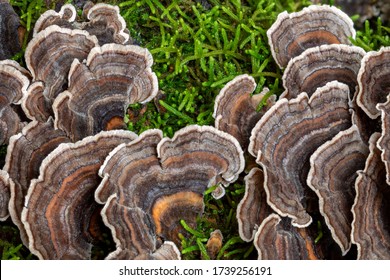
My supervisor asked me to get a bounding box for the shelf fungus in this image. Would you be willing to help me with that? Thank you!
[0,170,11,221]
[101,195,181,260]
[307,125,369,255]
[21,130,137,259]
[237,168,273,242]
[0,60,30,145]
[254,214,319,260]
[33,3,130,45]
[281,44,365,100]
[357,47,390,119]
[96,125,244,250]
[53,43,158,141]
[249,81,352,228]
[33,4,77,35]
[351,133,390,259]
[267,5,355,69]
[213,74,276,150]
[4,119,71,245]
[81,3,130,45]
[23,25,98,121]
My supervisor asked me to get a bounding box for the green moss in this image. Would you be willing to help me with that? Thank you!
[0,223,35,260]
[120,0,312,137]
[350,17,390,51]
[179,183,255,260]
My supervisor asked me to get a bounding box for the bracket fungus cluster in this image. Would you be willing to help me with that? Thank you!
[267,5,355,69]
[22,3,143,124]
[213,74,276,151]
[0,3,246,259]
[96,125,244,259]
[53,43,157,141]
[33,3,131,45]
[0,60,30,145]
[213,4,390,259]
[1,2,390,260]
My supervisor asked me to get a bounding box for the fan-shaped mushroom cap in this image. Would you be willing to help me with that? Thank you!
[0,60,30,145]
[357,47,390,119]
[33,4,77,35]
[101,194,181,260]
[254,214,319,260]
[281,44,365,100]
[96,125,244,245]
[157,125,244,183]
[0,107,25,146]
[377,95,390,185]
[21,82,51,122]
[213,74,275,150]
[33,3,130,45]
[21,130,137,259]
[351,132,390,259]
[23,25,98,121]
[0,170,11,221]
[307,125,369,255]
[4,118,71,245]
[0,59,31,78]
[82,3,130,45]
[53,43,158,141]
[236,167,273,242]
[0,1,22,59]
[249,81,352,227]
[267,5,355,68]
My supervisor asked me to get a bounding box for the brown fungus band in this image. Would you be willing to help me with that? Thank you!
[351,133,390,259]
[267,5,355,69]
[32,4,77,35]
[0,60,30,145]
[307,125,369,255]
[33,3,130,45]
[249,81,352,228]
[213,74,275,150]
[23,26,99,122]
[236,168,273,242]
[377,95,390,185]
[281,44,365,100]
[53,43,157,142]
[101,195,181,260]
[4,119,71,246]
[357,47,390,119]
[96,125,244,253]
[21,130,137,259]
[254,214,319,260]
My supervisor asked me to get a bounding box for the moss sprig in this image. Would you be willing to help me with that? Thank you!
[179,183,255,260]
[350,17,390,51]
